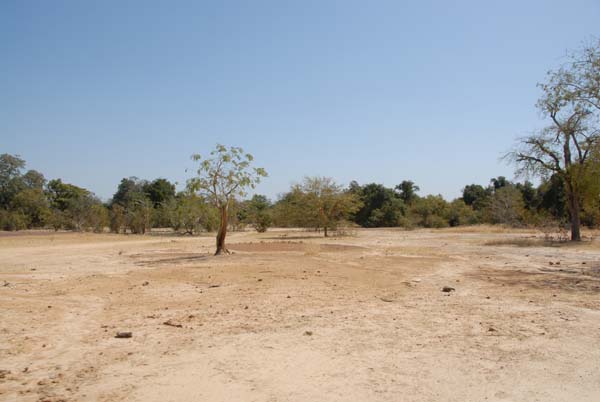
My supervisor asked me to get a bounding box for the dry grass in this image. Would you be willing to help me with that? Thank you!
[484,238,563,247]
[485,235,599,248]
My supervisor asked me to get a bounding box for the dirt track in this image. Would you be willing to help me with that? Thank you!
[1,228,600,402]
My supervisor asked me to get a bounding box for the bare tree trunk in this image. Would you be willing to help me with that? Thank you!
[324,226,328,237]
[215,205,230,255]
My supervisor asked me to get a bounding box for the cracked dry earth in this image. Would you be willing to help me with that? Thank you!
[1,228,600,402]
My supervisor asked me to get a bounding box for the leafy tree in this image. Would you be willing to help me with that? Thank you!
[368,197,405,228]
[109,177,156,233]
[188,144,267,254]
[279,177,362,237]
[510,41,600,241]
[168,193,219,235]
[144,178,176,207]
[536,175,567,220]
[46,179,106,231]
[22,170,46,190]
[85,204,110,233]
[46,179,89,211]
[226,198,248,232]
[350,183,405,227]
[124,193,153,234]
[462,184,491,210]
[271,191,302,227]
[110,204,127,234]
[47,209,69,232]
[447,199,477,227]
[0,154,25,180]
[490,176,509,190]
[66,194,107,231]
[0,154,26,208]
[409,195,449,228]
[515,181,539,211]
[580,144,600,226]
[11,189,50,228]
[111,177,148,207]
[0,209,28,231]
[244,194,272,232]
[396,180,420,205]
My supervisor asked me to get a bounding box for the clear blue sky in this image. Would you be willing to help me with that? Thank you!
[2,1,599,201]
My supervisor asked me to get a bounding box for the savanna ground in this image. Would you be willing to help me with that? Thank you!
[1,227,600,402]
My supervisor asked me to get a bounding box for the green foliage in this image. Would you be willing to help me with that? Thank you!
[11,188,50,228]
[580,145,600,226]
[111,177,147,207]
[46,179,107,231]
[0,154,27,209]
[462,184,491,210]
[47,179,90,211]
[144,178,176,207]
[124,193,153,234]
[447,199,478,227]
[537,175,567,220]
[396,180,420,205]
[243,194,272,232]
[88,204,110,233]
[22,170,46,190]
[276,177,362,236]
[350,183,405,227]
[65,195,108,232]
[515,181,539,211]
[169,193,219,234]
[188,144,267,208]
[110,177,156,234]
[409,195,449,228]
[0,154,26,181]
[109,204,127,234]
[0,209,28,231]
[188,144,267,253]
[47,209,69,232]
[490,176,509,190]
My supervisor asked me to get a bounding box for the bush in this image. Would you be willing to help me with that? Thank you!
[424,215,448,228]
[487,186,526,227]
[0,210,29,231]
[46,209,68,231]
[169,194,219,234]
[110,204,126,233]
[87,204,109,233]
[446,199,478,227]
[253,211,272,232]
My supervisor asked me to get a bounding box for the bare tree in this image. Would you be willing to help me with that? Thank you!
[188,144,267,255]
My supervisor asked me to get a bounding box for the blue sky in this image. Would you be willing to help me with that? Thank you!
[2,1,599,201]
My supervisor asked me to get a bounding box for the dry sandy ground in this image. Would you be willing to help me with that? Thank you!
[1,228,600,402]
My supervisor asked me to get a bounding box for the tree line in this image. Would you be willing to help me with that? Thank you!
[2,151,597,238]
[1,40,599,244]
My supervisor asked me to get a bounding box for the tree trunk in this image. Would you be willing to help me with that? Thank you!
[568,192,582,241]
[215,205,230,255]
[324,226,328,237]
[567,184,581,241]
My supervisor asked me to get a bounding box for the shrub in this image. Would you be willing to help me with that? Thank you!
[0,210,29,231]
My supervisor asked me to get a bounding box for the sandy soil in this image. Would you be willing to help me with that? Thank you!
[1,228,600,402]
